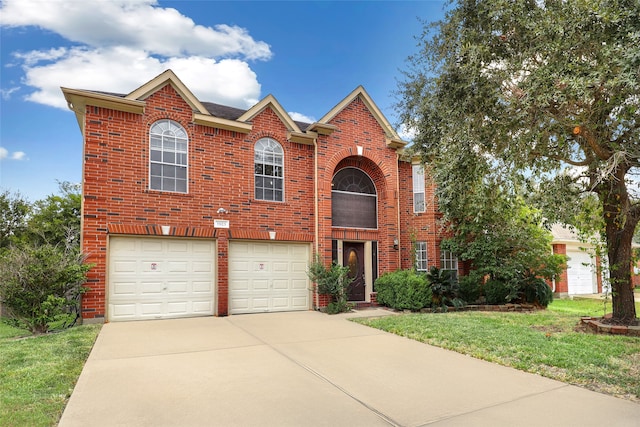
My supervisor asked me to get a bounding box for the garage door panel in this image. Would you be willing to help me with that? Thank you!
[108,237,216,321]
[291,296,308,309]
[291,279,307,290]
[253,280,269,290]
[141,240,163,252]
[193,262,213,273]
[141,282,164,294]
[141,302,163,315]
[167,301,188,314]
[167,261,188,273]
[272,279,289,290]
[566,247,595,294]
[112,281,136,295]
[167,281,188,293]
[229,242,310,314]
[113,260,137,273]
[193,281,213,293]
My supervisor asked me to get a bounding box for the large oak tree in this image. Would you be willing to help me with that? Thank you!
[399,0,640,324]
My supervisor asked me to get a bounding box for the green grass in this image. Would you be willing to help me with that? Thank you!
[0,322,101,427]
[354,299,640,402]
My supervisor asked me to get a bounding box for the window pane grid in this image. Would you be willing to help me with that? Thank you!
[254,138,284,202]
[149,120,188,193]
[413,164,426,213]
[440,250,458,271]
[416,241,428,271]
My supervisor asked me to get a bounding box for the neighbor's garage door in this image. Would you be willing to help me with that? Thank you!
[229,241,310,314]
[108,236,216,321]
[566,247,595,295]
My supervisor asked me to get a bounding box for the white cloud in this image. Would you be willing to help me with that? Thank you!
[0,147,26,161]
[1,0,271,60]
[1,0,271,109]
[1,86,20,100]
[288,112,316,124]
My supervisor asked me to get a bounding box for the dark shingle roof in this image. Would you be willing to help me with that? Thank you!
[87,90,312,129]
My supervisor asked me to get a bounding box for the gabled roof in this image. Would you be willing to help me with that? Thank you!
[317,86,408,149]
[126,69,209,115]
[61,70,406,148]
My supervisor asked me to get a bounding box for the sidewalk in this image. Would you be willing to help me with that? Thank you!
[59,310,640,427]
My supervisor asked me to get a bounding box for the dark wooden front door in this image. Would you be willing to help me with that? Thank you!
[344,242,365,301]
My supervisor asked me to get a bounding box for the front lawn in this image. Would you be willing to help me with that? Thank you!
[0,322,101,427]
[354,299,640,402]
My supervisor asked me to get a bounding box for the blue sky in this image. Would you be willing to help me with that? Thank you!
[0,0,447,202]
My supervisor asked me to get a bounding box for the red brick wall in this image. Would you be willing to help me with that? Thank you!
[315,96,402,273]
[397,163,447,271]
[81,84,315,319]
[552,244,569,293]
[80,86,445,319]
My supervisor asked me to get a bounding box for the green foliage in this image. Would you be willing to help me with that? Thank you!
[398,0,640,323]
[27,181,82,248]
[0,244,90,333]
[520,276,554,308]
[458,272,482,304]
[484,279,511,305]
[0,190,31,250]
[307,257,351,313]
[426,266,464,309]
[440,198,566,285]
[375,270,432,311]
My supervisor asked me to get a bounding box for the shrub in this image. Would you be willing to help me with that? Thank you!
[458,273,482,304]
[0,244,90,333]
[484,279,511,305]
[307,257,351,313]
[426,266,464,308]
[375,270,431,311]
[519,276,554,307]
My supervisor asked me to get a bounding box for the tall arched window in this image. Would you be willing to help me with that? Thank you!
[149,119,188,193]
[254,138,284,202]
[331,167,377,228]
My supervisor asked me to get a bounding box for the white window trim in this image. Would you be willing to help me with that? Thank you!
[254,137,285,202]
[149,119,188,193]
[412,164,426,213]
[416,241,428,272]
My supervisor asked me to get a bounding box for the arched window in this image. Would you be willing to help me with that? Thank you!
[254,138,284,202]
[149,119,188,193]
[331,167,377,228]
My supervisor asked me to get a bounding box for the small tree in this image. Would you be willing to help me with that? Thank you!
[307,257,351,314]
[0,244,90,333]
[0,190,31,250]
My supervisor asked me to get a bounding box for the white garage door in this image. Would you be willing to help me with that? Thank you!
[229,241,310,314]
[108,236,216,321]
[566,247,596,295]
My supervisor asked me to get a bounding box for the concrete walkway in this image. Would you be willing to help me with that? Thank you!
[59,309,640,427]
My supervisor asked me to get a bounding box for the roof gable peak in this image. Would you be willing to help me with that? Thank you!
[318,86,407,148]
[238,94,301,132]
[126,69,209,115]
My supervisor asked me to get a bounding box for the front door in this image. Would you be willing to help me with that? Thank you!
[343,242,365,301]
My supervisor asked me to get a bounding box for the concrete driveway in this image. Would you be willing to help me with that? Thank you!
[59,309,640,427]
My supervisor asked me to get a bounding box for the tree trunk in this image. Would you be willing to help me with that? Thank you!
[601,178,638,325]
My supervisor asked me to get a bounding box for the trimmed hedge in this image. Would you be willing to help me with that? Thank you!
[375,270,432,311]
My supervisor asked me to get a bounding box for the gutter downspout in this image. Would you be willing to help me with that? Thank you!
[314,137,319,309]
[396,152,402,267]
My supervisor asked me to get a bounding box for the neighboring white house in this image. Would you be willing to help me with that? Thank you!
[551,224,605,295]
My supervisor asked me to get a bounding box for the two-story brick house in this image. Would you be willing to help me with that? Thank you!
[62,70,455,322]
